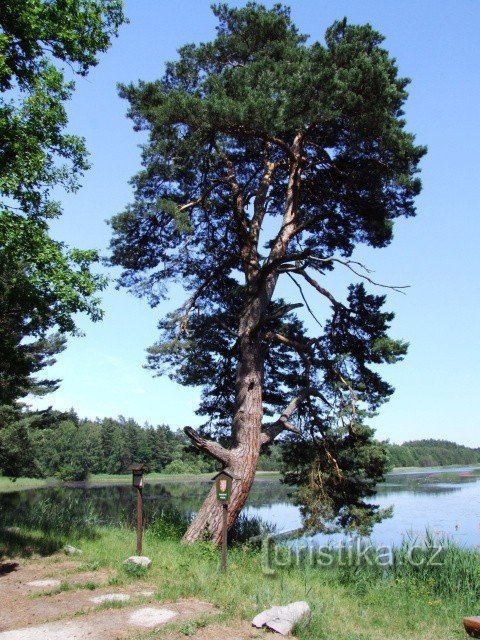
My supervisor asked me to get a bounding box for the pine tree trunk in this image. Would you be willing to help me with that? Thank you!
[183,300,264,544]
[182,142,300,544]
[181,445,260,543]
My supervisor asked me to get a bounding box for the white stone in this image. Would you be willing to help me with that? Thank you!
[124,555,151,568]
[128,607,177,628]
[252,601,311,635]
[64,545,82,555]
[0,602,204,639]
[137,590,155,597]
[26,579,60,588]
[90,593,130,604]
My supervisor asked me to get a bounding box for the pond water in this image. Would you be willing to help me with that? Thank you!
[1,467,479,548]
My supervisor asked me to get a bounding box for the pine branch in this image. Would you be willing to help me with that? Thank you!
[184,426,231,465]
[260,387,318,445]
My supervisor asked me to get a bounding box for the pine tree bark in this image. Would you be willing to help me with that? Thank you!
[183,300,264,544]
[183,135,303,544]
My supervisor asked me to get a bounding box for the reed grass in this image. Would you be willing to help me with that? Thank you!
[54,525,477,640]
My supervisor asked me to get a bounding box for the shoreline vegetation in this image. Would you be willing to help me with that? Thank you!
[1,464,479,494]
[2,407,479,485]
[1,467,478,639]
[0,522,478,640]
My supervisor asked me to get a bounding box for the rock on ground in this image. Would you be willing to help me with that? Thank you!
[252,601,311,635]
[124,555,151,568]
[0,600,214,639]
[89,593,130,604]
[64,546,82,555]
[25,580,60,589]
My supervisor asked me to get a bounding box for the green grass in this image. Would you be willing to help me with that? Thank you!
[2,521,477,639]
[44,526,472,640]
[0,476,57,492]
[390,464,480,474]
[87,470,280,486]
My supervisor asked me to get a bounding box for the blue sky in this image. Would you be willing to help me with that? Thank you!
[30,0,480,446]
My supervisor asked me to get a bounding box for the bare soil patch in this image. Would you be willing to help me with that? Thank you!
[0,555,219,639]
[0,600,216,639]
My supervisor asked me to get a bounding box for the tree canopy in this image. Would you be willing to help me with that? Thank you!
[0,0,125,218]
[110,3,425,539]
[0,1,126,404]
[0,214,105,403]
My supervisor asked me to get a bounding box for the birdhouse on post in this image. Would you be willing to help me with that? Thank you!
[130,463,148,489]
[129,464,148,555]
[213,469,233,503]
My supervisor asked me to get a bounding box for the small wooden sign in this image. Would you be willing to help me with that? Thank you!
[214,470,233,503]
[212,470,234,573]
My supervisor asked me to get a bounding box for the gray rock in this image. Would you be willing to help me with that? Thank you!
[124,555,152,568]
[64,544,82,555]
[90,593,130,604]
[26,579,61,588]
[252,601,311,635]
[128,607,176,627]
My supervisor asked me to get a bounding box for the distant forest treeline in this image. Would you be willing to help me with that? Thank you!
[387,439,480,468]
[0,408,281,480]
[0,407,477,479]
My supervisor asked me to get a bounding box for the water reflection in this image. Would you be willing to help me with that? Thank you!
[1,466,479,548]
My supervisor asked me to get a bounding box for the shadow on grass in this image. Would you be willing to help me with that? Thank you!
[0,528,64,560]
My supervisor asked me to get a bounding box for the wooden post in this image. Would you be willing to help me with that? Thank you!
[130,464,147,556]
[221,503,228,573]
[136,486,143,555]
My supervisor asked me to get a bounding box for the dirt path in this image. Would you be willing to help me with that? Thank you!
[0,556,275,640]
[0,601,217,640]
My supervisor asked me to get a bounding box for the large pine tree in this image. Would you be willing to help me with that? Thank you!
[110,3,425,542]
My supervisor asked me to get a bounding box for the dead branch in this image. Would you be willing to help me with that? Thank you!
[260,387,317,445]
[285,272,323,328]
[184,426,232,465]
[309,256,409,293]
[295,269,343,308]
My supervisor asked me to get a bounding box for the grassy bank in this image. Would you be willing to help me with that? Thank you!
[1,465,478,494]
[0,476,56,492]
[0,471,281,493]
[1,522,477,640]
[390,464,480,474]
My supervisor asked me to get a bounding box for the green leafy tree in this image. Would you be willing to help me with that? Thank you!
[0,1,126,405]
[0,214,105,403]
[0,0,126,218]
[0,404,38,477]
[110,3,425,543]
[387,439,480,468]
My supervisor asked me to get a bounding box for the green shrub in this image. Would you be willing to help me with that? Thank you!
[55,465,89,482]
[122,562,148,578]
[148,506,191,540]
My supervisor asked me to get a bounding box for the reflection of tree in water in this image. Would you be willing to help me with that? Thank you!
[378,469,480,497]
[3,473,476,532]
[0,479,292,530]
